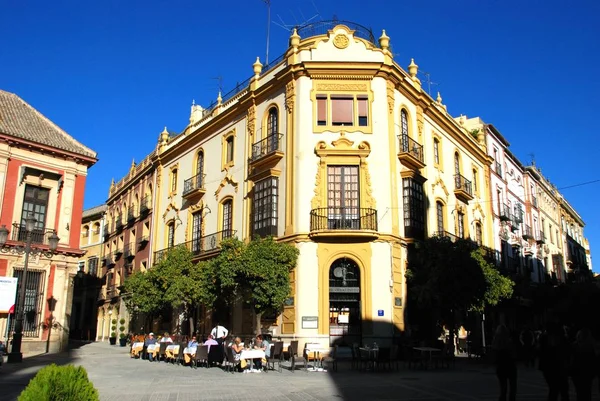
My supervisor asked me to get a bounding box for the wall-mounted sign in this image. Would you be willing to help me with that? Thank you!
[377,309,384,317]
[0,277,18,313]
[302,316,318,329]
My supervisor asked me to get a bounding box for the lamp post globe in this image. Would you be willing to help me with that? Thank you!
[48,232,59,251]
[24,213,36,232]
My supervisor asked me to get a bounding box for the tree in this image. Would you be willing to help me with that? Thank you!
[210,237,299,334]
[121,267,164,316]
[407,236,514,344]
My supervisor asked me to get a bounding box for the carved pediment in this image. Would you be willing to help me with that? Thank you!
[214,175,239,201]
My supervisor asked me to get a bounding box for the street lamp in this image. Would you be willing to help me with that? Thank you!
[0,213,60,363]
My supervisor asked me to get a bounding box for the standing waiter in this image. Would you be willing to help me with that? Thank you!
[210,322,228,364]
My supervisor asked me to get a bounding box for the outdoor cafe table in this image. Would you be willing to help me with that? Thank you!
[131,342,144,358]
[413,346,441,368]
[305,344,328,370]
[240,349,265,372]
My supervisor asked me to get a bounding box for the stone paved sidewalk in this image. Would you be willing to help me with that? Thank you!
[0,342,592,400]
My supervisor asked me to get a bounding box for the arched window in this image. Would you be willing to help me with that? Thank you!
[454,152,461,175]
[436,201,444,233]
[196,150,204,177]
[166,221,175,248]
[475,222,482,245]
[401,109,409,138]
[222,199,233,238]
[82,225,90,238]
[267,107,278,137]
[93,222,100,235]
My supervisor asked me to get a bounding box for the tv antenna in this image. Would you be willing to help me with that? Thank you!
[419,70,438,96]
[263,0,271,66]
[273,0,321,32]
[528,153,536,166]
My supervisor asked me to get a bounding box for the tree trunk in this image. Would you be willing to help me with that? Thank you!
[185,303,195,335]
[253,308,262,336]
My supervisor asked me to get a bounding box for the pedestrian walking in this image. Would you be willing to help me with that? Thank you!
[492,324,517,401]
[539,321,570,401]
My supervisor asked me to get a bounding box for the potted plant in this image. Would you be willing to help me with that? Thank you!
[118,318,127,347]
[109,319,117,345]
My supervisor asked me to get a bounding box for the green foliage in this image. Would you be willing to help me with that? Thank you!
[122,268,165,315]
[119,318,125,325]
[111,319,116,325]
[209,237,299,319]
[407,237,514,325]
[18,364,99,401]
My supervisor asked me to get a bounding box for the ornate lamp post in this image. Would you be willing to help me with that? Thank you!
[0,213,59,363]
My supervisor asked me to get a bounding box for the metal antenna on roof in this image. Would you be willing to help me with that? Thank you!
[211,76,223,93]
[419,70,438,95]
[528,153,536,166]
[273,3,320,32]
[263,0,271,66]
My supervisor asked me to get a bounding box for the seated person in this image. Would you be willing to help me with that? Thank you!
[204,335,222,365]
[160,332,173,343]
[130,335,144,358]
[204,334,218,351]
[184,336,199,364]
[253,334,270,370]
[144,333,158,361]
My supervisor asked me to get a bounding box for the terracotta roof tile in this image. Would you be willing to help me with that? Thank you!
[0,90,97,159]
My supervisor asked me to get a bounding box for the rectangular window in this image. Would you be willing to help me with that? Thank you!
[331,96,354,126]
[357,95,368,126]
[252,177,279,238]
[226,137,234,163]
[171,169,177,192]
[475,223,482,246]
[556,230,560,248]
[11,269,45,337]
[472,169,478,194]
[19,185,50,242]
[549,224,554,243]
[327,166,359,229]
[317,95,327,126]
[433,139,440,165]
[88,257,98,276]
[315,94,369,128]
[403,178,425,239]
[458,212,465,238]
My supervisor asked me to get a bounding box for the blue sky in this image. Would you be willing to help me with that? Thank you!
[2,0,598,267]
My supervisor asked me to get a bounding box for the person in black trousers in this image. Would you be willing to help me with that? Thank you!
[539,322,570,401]
[492,324,517,401]
[570,328,596,401]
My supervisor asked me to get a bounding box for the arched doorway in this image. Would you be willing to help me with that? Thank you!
[329,258,361,346]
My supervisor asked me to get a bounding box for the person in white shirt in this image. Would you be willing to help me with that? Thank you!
[160,332,173,343]
[210,323,229,343]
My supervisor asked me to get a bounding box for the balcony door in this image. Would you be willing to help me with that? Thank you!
[191,212,202,254]
[19,185,50,242]
[327,166,359,229]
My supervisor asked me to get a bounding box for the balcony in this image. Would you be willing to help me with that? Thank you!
[250,133,284,164]
[506,256,520,273]
[397,134,425,170]
[115,216,123,232]
[103,224,110,240]
[10,224,56,246]
[138,236,149,248]
[139,196,150,215]
[107,285,118,299]
[522,224,534,240]
[454,174,474,202]
[114,249,123,260]
[183,230,237,257]
[499,204,512,222]
[182,173,206,199]
[103,255,115,268]
[495,161,502,177]
[97,291,106,303]
[512,208,523,225]
[432,230,460,242]
[531,195,538,209]
[123,243,135,261]
[127,208,135,224]
[536,230,546,244]
[309,207,378,240]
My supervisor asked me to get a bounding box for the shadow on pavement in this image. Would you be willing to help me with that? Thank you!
[0,341,95,401]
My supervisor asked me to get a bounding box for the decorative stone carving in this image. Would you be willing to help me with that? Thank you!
[386,81,395,115]
[311,160,324,209]
[431,176,450,202]
[362,159,376,209]
[315,83,368,91]
[285,81,295,114]
[214,175,239,201]
[333,34,350,49]
[247,105,256,138]
[416,105,424,139]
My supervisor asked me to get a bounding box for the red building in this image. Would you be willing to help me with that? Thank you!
[0,90,97,354]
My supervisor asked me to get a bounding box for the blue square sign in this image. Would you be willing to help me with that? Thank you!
[377,309,384,317]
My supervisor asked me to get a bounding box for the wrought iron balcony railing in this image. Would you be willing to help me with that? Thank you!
[115,216,123,230]
[296,20,376,44]
[499,204,512,221]
[154,230,236,263]
[309,207,377,232]
[523,224,533,240]
[531,195,538,208]
[432,230,460,243]
[536,230,546,244]
[139,196,150,214]
[250,133,283,162]
[454,174,473,202]
[10,224,56,246]
[182,173,206,197]
[123,243,135,260]
[398,134,424,163]
[127,208,135,223]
